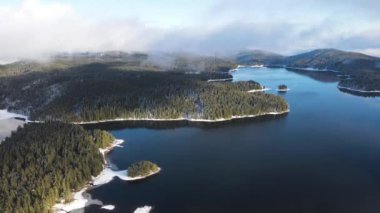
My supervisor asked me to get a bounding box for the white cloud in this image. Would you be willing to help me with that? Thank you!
[0,0,379,61]
[0,0,159,61]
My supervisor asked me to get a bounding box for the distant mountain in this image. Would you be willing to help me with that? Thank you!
[235,50,285,65]
[236,48,380,72]
[284,49,380,73]
[235,48,380,93]
[0,52,235,77]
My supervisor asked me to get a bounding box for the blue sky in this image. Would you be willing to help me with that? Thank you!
[0,0,379,61]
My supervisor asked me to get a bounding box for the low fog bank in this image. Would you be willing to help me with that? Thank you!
[0,51,236,76]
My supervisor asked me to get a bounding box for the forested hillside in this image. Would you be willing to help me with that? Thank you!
[237,49,380,92]
[339,71,380,92]
[0,122,113,213]
[0,52,235,77]
[0,63,288,122]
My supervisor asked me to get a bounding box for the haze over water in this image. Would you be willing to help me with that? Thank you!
[85,67,380,213]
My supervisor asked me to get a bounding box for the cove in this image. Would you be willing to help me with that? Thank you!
[84,67,380,213]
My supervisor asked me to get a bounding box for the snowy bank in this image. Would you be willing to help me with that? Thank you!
[285,66,340,73]
[74,110,290,125]
[101,205,115,210]
[53,188,103,213]
[337,86,380,93]
[134,206,152,213]
[0,109,28,121]
[53,139,125,213]
[93,167,161,185]
[53,138,161,212]
[0,110,28,142]
[276,88,291,92]
[247,88,271,93]
[207,78,233,82]
[99,139,124,159]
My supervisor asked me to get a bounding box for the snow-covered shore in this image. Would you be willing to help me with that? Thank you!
[276,88,291,92]
[99,139,124,160]
[207,78,233,82]
[73,110,290,125]
[337,86,380,93]
[93,167,161,186]
[53,139,161,213]
[0,110,29,142]
[285,66,340,73]
[134,206,153,213]
[53,188,103,213]
[53,139,126,213]
[0,109,28,121]
[247,88,271,93]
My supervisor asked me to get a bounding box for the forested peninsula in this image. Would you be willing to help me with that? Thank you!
[0,63,289,123]
[0,122,115,212]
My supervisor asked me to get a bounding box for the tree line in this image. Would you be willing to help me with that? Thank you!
[0,63,288,122]
[0,122,114,213]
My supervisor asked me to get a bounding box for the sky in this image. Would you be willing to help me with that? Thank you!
[0,0,380,61]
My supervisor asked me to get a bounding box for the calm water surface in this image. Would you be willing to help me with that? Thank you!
[85,68,380,213]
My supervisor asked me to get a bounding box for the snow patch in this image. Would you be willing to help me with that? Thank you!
[101,205,115,210]
[134,206,152,213]
[207,78,233,82]
[0,109,28,121]
[247,88,271,93]
[276,88,291,92]
[285,66,340,73]
[53,188,102,213]
[93,167,161,185]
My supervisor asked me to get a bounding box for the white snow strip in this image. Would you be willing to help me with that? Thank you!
[250,65,264,68]
[134,206,152,213]
[285,66,340,73]
[247,88,271,93]
[101,205,115,210]
[276,88,291,92]
[207,78,233,82]
[337,86,380,93]
[73,110,290,125]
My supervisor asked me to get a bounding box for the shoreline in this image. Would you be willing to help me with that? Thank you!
[53,139,161,213]
[127,168,161,181]
[134,206,153,213]
[53,139,126,213]
[207,78,233,82]
[73,110,290,125]
[337,85,380,93]
[276,88,290,92]
[285,66,340,73]
[0,109,28,121]
[247,88,271,93]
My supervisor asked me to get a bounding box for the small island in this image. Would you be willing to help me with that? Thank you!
[127,161,161,180]
[277,84,289,92]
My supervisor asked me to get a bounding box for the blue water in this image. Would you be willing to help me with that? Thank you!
[85,68,380,213]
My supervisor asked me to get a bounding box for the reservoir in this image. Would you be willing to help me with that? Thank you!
[85,67,380,213]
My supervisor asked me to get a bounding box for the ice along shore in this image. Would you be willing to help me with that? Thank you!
[53,139,160,213]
